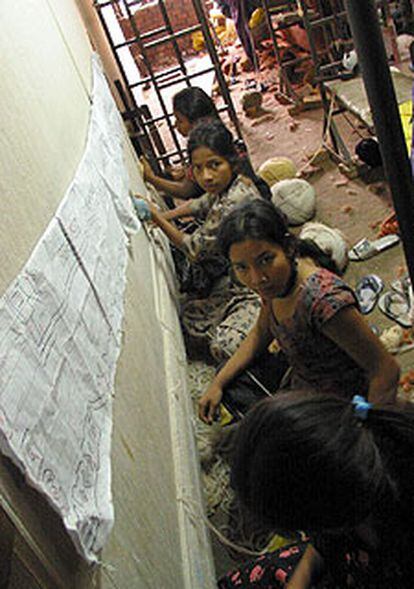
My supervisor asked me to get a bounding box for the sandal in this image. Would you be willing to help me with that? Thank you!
[378,291,412,328]
[391,273,411,301]
[355,274,384,314]
[349,234,400,261]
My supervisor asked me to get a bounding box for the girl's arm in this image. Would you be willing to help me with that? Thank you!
[148,203,186,248]
[322,306,400,404]
[286,545,323,589]
[198,305,273,424]
[163,200,194,221]
[142,157,198,199]
[144,195,210,260]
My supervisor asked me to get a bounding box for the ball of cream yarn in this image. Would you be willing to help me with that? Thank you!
[299,221,349,274]
[271,178,316,226]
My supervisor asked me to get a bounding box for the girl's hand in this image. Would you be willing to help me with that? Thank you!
[199,382,223,424]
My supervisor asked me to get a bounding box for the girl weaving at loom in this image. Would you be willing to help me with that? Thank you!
[134,120,270,361]
[141,87,220,202]
[141,87,270,204]
[218,392,414,588]
[199,199,399,423]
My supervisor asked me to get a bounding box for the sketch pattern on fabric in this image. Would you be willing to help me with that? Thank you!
[0,54,137,562]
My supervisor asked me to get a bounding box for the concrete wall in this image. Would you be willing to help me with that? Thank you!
[0,1,214,587]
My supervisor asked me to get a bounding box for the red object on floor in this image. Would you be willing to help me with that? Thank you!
[378,211,399,237]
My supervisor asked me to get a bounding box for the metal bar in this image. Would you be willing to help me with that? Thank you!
[191,0,243,140]
[133,62,218,92]
[378,0,400,64]
[298,0,348,163]
[157,0,190,83]
[326,0,340,41]
[262,0,296,99]
[267,7,301,20]
[140,26,168,40]
[157,66,217,91]
[113,26,168,49]
[141,113,172,125]
[140,104,168,158]
[129,65,183,89]
[279,54,311,68]
[97,0,244,163]
[316,2,334,63]
[308,11,347,26]
[142,25,201,50]
[120,0,185,160]
[346,0,414,284]
[94,4,160,163]
[299,0,323,71]
[318,59,342,72]
[153,148,183,160]
[94,0,118,7]
[125,0,147,7]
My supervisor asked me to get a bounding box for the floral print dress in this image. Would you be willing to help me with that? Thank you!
[179,175,262,361]
[265,268,368,398]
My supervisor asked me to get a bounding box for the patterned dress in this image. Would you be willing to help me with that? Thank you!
[179,175,262,360]
[265,268,368,398]
[218,533,412,588]
[218,514,414,589]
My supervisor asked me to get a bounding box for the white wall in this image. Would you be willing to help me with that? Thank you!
[0,1,215,586]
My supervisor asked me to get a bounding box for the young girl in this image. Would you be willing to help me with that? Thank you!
[199,199,399,423]
[135,120,265,360]
[141,87,220,201]
[219,392,414,588]
[141,86,270,203]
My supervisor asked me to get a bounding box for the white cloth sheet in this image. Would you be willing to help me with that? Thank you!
[0,54,138,562]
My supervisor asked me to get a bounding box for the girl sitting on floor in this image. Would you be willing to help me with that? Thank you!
[141,86,270,204]
[141,87,220,201]
[219,392,414,588]
[135,120,267,360]
[199,199,399,423]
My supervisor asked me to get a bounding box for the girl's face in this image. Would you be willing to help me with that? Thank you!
[173,110,192,137]
[191,146,233,195]
[230,238,292,300]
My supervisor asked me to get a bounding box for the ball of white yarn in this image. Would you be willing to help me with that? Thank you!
[299,221,349,274]
[271,178,316,226]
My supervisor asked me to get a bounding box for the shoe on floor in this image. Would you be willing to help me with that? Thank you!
[355,274,384,314]
[391,273,411,300]
[378,291,412,328]
[349,234,400,261]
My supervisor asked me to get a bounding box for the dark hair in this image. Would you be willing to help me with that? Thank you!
[231,392,414,534]
[187,120,271,199]
[217,199,340,273]
[188,119,240,171]
[172,87,219,124]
